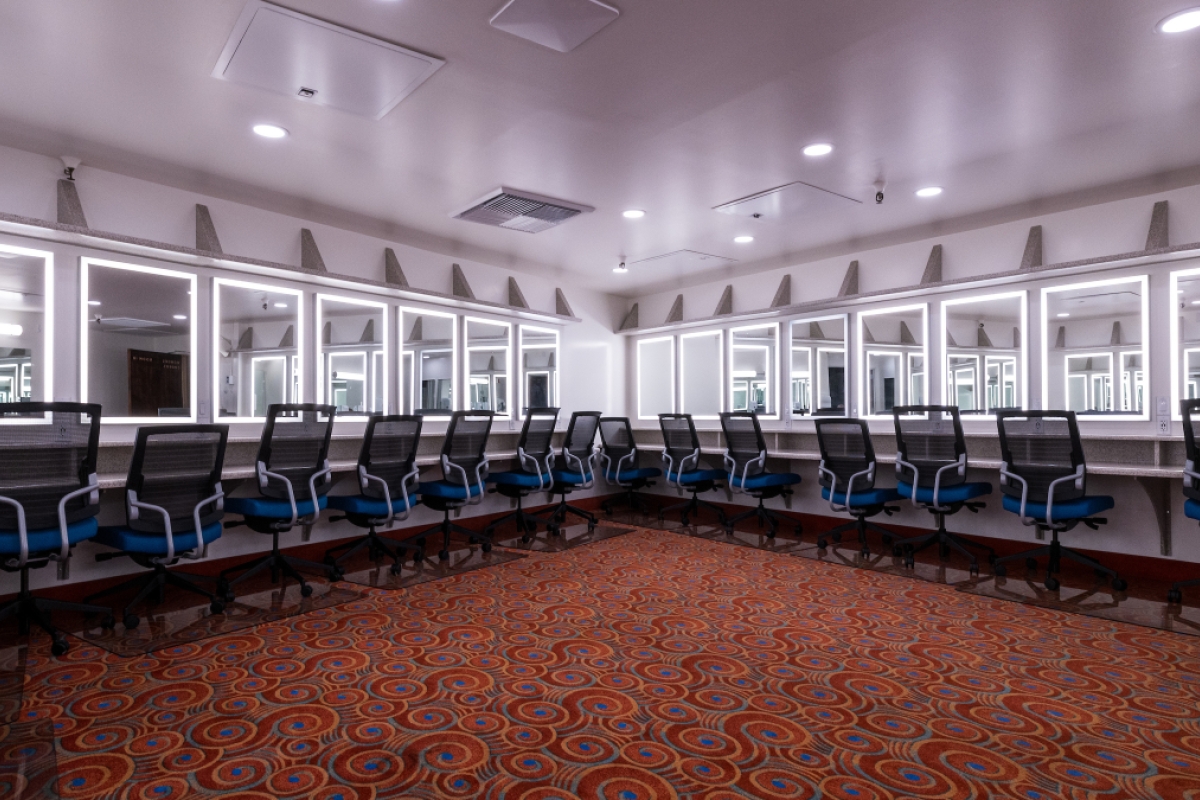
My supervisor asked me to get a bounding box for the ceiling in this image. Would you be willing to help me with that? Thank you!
[1,1,1199,297]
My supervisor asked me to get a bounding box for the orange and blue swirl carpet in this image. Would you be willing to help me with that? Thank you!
[7,527,1200,798]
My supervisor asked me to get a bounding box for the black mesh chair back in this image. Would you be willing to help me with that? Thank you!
[126,425,228,533]
[598,417,636,464]
[257,404,336,501]
[1183,400,1200,503]
[360,415,422,501]
[659,414,701,465]
[995,410,1085,505]
[563,412,601,466]
[893,406,966,489]
[519,408,559,462]
[720,411,766,478]
[442,411,493,486]
[814,418,877,492]
[0,403,101,532]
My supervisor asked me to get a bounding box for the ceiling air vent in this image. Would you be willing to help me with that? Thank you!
[453,188,594,233]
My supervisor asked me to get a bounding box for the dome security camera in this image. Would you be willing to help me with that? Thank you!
[873,178,887,205]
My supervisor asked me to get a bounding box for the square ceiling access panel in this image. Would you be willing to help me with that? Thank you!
[213,1,445,120]
[490,0,620,53]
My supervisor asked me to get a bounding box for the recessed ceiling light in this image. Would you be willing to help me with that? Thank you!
[173,314,188,320]
[1057,312,1070,318]
[802,143,833,157]
[734,235,755,244]
[622,209,645,219]
[252,124,289,139]
[88,300,101,306]
[1158,7,1200,33]
[274,302,289,308]
[915,186,943,198]
[1191,300,1200,306]
[613,262,628,274]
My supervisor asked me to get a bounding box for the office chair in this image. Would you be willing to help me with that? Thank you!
[0,403,112,656]
[814,418,903,556]
[220,404,339,599]
[1169,399,1200,604]
[658,413,727,527]
[548,411,602,532]
[892,406,994,575]
[598,416,661,516]
[484,408,559,543]
[89,425,229,630]
[416,411,493,560]
[993,410,1125,592]
[324,415,425,575]
[719,411,802,537]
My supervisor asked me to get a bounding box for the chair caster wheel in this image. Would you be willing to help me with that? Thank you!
[1044,577,1060,591]
[1168,588,1183,605]
[210,600,225,615]
[439,550,450,561]
[681,517,690,527]
[99,615,116,630]
[905,559,915,570]
[329,568,344,582]
[390,563,404,576]
[587,523,596,533]
[817,539,827,550]
[299,584,314,598]
[892,545,904,557]
[766,530,776,539]
[51,638,69,657]
[520,535,532,544]
[969,564,979,577]
[993,563,1007,577]
[1111,578,1128,592]
[413,551,424,563]
[1025,557,1039,570]
[123,614,140,631]
[482,541,493,553]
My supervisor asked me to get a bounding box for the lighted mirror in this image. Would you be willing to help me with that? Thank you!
[1043,276,1147,418]
[1170,269,1200,417]
[637,336,675,420]
[858,304,927,418]
[83,258,197,422]
[790,315,846,416]
[730,324,778,417]
[401,308,456,416]
[941,291,1026,415]
[214,278,302,421]
[466,317,511,416]
[519,325,559,412]
[0,245,51,408]
[680,330,723,419]
[317,295,386,417]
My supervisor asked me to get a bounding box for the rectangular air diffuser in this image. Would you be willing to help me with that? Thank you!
[453,188,594,234]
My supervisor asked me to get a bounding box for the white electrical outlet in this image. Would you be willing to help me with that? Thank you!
[1159,417,1171,436]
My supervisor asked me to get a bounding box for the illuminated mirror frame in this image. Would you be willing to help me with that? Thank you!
[679,328,724,420]
[0,243,53,417]
[637,335,676,421]
[82,257,198,424]
[316,293,388,420]
[212,276,304,424]
[728,322,780,420]
[1169,267,1200,420]
[857,303,928,420]
[788,313,848,418]
[939,290,1028,418]
[400,306,458,419]
[464,316,513,419]
[518,324,560,414]
[1040,274,1149,421]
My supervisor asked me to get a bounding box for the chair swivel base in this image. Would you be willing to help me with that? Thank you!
[900,517,994,575]
[84,563,224,630]
[549,497,596,533]
[219,529,340,600]
[601,488,655,517]
[0,568,113,656]
[724,498,802,539]
[660,494,726,528]
[324,526,426,577]
[993,530,1127,593]
[416,512,492,561]
[484,506,557,545]
[817,517,897,558]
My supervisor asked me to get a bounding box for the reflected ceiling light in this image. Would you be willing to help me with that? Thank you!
[1191,300,1200,306]
[734,235,755,243]
[1158,7,1200,32]
[0,290,22,302]
[0,323,22,336]
[915,186,943,198]
[613,261,628,274]
[622,209,645,219]
[802,143,833,157]
[252,124,289,139]
[274,302,288,308]
[1056,312,1070,317]
[173,314,187,320]
[88,300,101,306]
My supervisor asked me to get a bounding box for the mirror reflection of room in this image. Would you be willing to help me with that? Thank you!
[215,279,301,419]
[790,316,845,415]
[637,336,674,419]
[860,305,925,416]
[730,324,777,416]
[1177,275,1200,404]
[318,296,385,417]
[520,326,558,412]
[402,309,455,415]
[943,293,1024,414]
[680,330,723,418]
[84,260,194,420]
[466,318,511,416]
[0,251,45,407]
[1044,277,1145,416]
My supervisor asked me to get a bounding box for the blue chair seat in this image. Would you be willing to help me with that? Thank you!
[552,469,593,485]
[328,494,418,518]
[731,472,801,491]
[898,481,992,506]
[96,522,223,557]
[1001,494,1113,522]
[821,486,902,507]
[225,495,327,519]
[489,471,549,489]
[605,467,661,483]
[667,469,725,485]
[0,517,98,556]
[1186,499,1200,521]
[418,480,484,501]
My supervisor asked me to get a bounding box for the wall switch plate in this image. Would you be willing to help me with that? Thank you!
[1158,395,1170,417]
[784,417,792,430]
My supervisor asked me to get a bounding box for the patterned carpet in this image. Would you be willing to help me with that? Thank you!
[7,527,1200,799]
